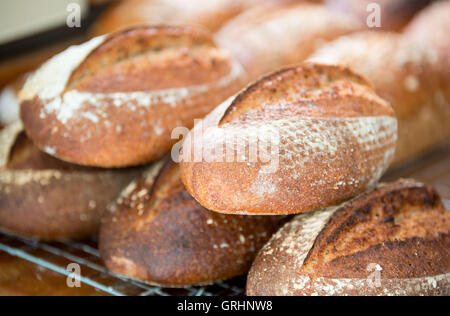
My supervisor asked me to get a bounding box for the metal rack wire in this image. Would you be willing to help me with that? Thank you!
[0,229,246,296]
[0,145,448,296]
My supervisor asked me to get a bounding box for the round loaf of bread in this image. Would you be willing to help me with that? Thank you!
[91,0,265,36]
[216,2,362,81]
[179,64,397,215]
[19,25,246,168]
[247,179,450,296]
[324,0,435,31]
[0,123,142,241]
[308,31,450,165]
[99,160,289,287]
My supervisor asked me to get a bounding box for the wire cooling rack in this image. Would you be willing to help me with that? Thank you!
[0,144,448,296]
[0,229,246,296]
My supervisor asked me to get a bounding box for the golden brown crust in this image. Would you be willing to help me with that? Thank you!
[0,127,142,241]
[216,2,362,80]
[325,0,435,31]
[20,25,246,168]
[247,179,450,296]
[99,160,289,287]
[308,31,450,165]
[180,64,397,215]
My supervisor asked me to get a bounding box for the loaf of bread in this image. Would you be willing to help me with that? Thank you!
[247,179,450,296]
[324,0,436,31]
[216,2,362,81]
[91,0,269,36]
[180,64,397,215]
[0,122,142,241]
[99,160,289,287]
[308,31,450,166]
[19,25,246,168]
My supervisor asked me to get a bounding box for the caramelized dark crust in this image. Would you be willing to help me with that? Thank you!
[0,129,141,241]
[247,179,450,296]
[99,160,289,287]
[303,180,448,279]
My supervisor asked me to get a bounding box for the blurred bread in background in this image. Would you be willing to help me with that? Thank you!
[216,2,362,81]
[91,0,280,36]
[308,31,450,165]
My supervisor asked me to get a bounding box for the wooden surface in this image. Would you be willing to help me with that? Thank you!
[0,145,449,296]
[0,251,107,296]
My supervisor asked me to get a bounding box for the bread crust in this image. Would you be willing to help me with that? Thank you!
[20,25,246,167]
[180,64,397,215]
[91,0,269,35]
[99,160,289,287]
[216,2,362,80]
[247,179,450,296]
[0,125,142,241]
[308,31,450,165]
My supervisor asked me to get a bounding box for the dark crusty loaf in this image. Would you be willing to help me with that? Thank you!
[247,179,450,296]
[308,31,450,166]
[0,123,142,241]
[19,25,246,168]
[99,160,289,287]
[180,64,397,215]
[324,0,436,31]
[216,2,362,81]
[91,0,268,36]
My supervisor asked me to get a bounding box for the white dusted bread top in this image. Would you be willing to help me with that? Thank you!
[19,25,246,168]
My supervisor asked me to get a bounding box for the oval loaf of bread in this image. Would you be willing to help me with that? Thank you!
[180,64,397,215]
[0,122,142,241]
[20,25,246,168]
[247,179,450,296]
[99,160,289,287]
[216,2,362,81]
[308,31,450,165]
